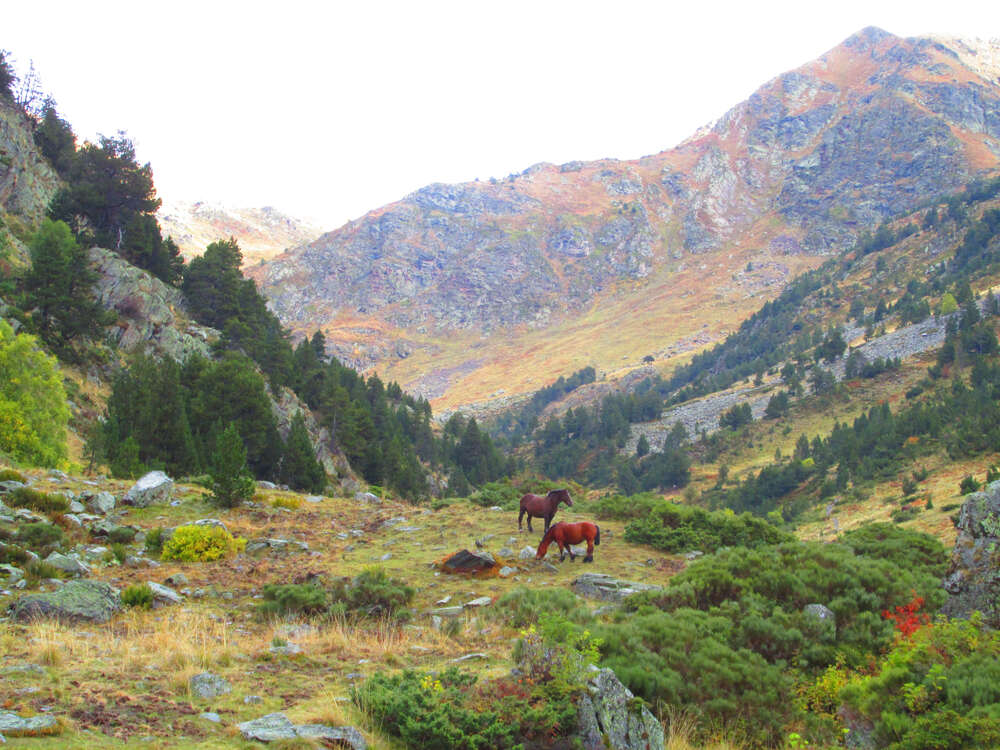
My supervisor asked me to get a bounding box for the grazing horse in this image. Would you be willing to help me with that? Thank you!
[518,488,573,533]
[536,521,600,563]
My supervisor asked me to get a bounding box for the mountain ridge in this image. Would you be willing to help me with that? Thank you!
[245,29,1000,411]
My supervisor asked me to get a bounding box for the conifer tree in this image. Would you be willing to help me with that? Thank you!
[279,412,327,493]
[209,422,256,508]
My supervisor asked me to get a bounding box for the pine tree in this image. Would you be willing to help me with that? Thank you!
[279,413,326,493]
[209,423,256,508]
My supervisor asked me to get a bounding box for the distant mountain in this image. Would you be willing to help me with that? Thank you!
[250,28,1000,411]
[158,200,321,266]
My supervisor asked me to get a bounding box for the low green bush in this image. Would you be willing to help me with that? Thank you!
[581,491,661,520]
[258,583,328,618]
[331,567,414,622]
[121,583,154,609]
[623,501,792,553]
[353,666,578,749]
[8,487,69,514]
[0,541,29,565]
[14,522,64,554]
[490,586,592,629]
[161,525,246,562]
[468,481,522,509]
[840,615,1000,749]
[25,559,64,584]
[144,527,164,555]
[105,526,137,545]
[0,468,27,482]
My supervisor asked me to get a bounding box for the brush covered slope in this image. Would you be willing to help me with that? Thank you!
[251,29,1000,412]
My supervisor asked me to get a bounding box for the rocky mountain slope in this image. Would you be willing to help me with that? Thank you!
[250,28,1000,411]
[157,200,321,266]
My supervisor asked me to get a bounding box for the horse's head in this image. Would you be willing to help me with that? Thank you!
[536,523,559,558]
[549,488,573,507]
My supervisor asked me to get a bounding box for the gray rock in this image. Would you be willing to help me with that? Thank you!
[941,480,1000,628]
[572,573,663,603]
[257,481,278,490]
[84,491,116,515]
[61,513,83,528]
[245,538,309,556]
[0,565,23,585]
[0,481,26,495]
[165,572,189,586]
[575,668,664,750]
[269,642,303,656]
[429,606,464,618]
[0,710,59,736]
[9,580,121,623]
[451,652,487,663]
[238,712,298,742]
[519,546,537,560]
[189,671,232,700]
[88,519,130,538]
[43,552,91,577]
[804,603,836,623]
[295,724,366,750]
[499,566,517,578]
[122,471,174,508]
[355,491,381,504]
[464,596,492,608]
[199,712,222,723]
[441,549,496,573]
[147,581,183,607]
[68,500,86,513]
[498,547,514,557]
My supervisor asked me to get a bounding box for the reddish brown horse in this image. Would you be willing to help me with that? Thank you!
[518,488,573,533]
[535,521,600,563]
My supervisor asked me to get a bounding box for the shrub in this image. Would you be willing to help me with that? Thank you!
[959,475,981,494]
[121,583,154,609]
[208,423,256,508]
[623,502,792,553]
[0,542,29,566]
[144,527,164,555]
[258,583,328,618]
[840,524,948,577]
[105,526,137,545]
[8,487,69,514]
[514,613,601,695]
[840,615,1000,749]
[161,525,246,562]
[331,567,414,622]
[353,666,578,750]
[270,495,301,511]
[25,559,64,584]
[469,481,522,509]
[110,542,128,563]
[0,468,26,482]
[14,522,65,553]
[490,586,592,629]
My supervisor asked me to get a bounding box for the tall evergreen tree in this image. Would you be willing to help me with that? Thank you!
[279,412,327,493]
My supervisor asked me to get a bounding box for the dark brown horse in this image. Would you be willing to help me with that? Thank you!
[535,521,600,563]
[518,488,573,533]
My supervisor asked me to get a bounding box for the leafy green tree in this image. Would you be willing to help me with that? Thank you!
[23,219,107,357]
[0,320,69,467]
[209,422,256,508]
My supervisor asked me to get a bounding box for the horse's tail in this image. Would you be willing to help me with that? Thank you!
[594,524,601,546]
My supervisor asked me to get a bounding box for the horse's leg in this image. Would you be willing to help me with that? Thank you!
[518,508,524,531]
[527,514,533,533]
[544,512,552,533]
[584,537,594,563]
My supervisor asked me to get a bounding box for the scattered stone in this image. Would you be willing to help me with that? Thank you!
[441,549,497,574]
[804,603,836,624]
[429,606,464,618]
[539,561,559,573]
[379,553,392,561]
[147,581,183,607]
[245,538,310,556]
[0,565,23,586]
[451,652,488,663]
[122,471,174,508]
[498,547,514,557]
[355,491,381,504]
[84,491,116,515]
[434,595,452,605]
[519,546,537,560]
[68,500,85,513]
[270,642,303,656]
[0,481,26,495]
[685,550,704,561]
[572,573,663,603]
[499,566,517,578]
[9,580,121,623]
[305,495,323,503]
[296,724,366,750]
[0,710,59,736]
[14,508,46,523]
[189,672,232,700]
[165,572,189,587]
[238,713,298,742]
[464,596,492,609]
[244,695,262,705]
[61,514,82,528]
[199,712,222,723]
[43,552,90,577]
[257,481,278,490]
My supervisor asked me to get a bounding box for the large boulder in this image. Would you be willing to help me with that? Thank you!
[440,549,497,574]
[122,471,174,508]
[941,480,1000,627]
[9,580,121,623]
[575,668,664,750]
[237,712,366,748]
[43,552,91,578]
[84,491,116,515]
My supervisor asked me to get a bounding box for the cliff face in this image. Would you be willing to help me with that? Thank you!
[250,29,1000,408]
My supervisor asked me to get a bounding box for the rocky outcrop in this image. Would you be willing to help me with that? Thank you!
[89,247,216,361]
[576,668,664,750]
[122,471,174,508]
[237,712,366,748]
[941,480,1000,628]
[0,98,60,241]
[572,573,663,603]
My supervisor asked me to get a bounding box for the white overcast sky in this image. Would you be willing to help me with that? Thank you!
[5,1,1000,230]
